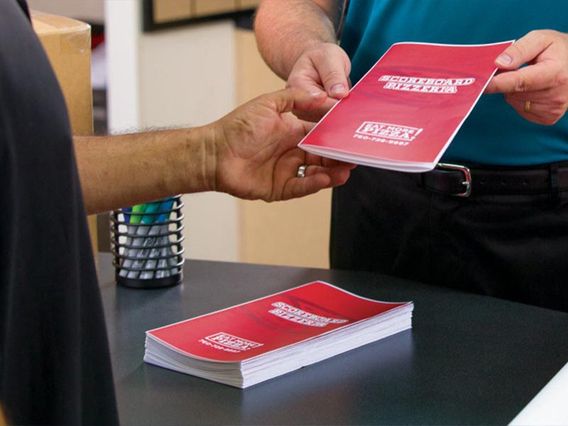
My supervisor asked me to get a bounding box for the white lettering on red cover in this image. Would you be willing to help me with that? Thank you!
[355,121,423,145]
[201,332,263,353]
[379,74,475,94]
[268,302,348,327]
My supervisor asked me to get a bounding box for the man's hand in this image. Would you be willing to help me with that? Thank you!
[486,30,568,125]
[286,42,352,121]
[211,89,354,201]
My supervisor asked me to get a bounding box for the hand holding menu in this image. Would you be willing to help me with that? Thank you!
[298,41,513,172]
[144,281,413,388]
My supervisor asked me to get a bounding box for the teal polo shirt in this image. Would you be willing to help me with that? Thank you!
[341,0,568,166]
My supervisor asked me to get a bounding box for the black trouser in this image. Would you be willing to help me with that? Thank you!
[330,165,568,312]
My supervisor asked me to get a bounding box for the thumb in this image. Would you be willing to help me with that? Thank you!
[495,33,545,70]
[265,88,328,114]
[314,48,352,99]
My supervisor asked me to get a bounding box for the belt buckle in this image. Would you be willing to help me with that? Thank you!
[437,163,472,197]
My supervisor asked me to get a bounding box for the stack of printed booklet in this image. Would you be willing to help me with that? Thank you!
[144,281,413,388]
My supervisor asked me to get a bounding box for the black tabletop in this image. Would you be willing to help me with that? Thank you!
[97,253,568,425]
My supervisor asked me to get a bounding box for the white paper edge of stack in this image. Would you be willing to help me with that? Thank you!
[144,303,413,388]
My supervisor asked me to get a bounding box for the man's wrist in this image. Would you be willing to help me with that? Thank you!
[196,124,218,193]
[175,125,218,194]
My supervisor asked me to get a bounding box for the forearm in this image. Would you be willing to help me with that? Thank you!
[255,0,340,79]
[74,126,217,214]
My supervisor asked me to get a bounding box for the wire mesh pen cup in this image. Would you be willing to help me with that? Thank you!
[110,195,185,288]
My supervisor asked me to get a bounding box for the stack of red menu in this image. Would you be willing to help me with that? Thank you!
[298,41,513,172]
[144,281,413,388]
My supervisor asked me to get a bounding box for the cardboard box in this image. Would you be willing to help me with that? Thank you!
[32,12,98,255]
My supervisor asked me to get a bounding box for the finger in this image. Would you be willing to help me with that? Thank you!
[304,152,357,170]
[283,167,351,200]
[286,174,333,199]
[265,88,327,115]
[322,159,357,170]
[287,73,328,99]
[296,119,317,134]
[293,97,337,122]
[495,31,550,70]
[505,86,565,103]
[302,164,354,184]
[312,49,351,99]
[485,61,559,94]
[505,93,568,125]
[304,152,327,167]
[508,102,550,126]
[302,120,316,132]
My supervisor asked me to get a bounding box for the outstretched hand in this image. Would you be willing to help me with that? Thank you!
[486,30,568,125]
[212,89,355,201]
[286,42,352,121]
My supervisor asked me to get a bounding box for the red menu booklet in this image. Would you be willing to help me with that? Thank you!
[298,41,513,172]
[144,281,413,388]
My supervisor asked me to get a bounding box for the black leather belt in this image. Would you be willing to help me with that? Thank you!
[419,162,568,197]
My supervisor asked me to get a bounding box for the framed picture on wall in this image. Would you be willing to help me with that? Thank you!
[143,0,259,32]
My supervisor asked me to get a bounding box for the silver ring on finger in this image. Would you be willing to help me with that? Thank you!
[296,164,308,178]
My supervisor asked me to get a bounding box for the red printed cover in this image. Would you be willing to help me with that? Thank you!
[298,41,513,172]
[146,281,409,363]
